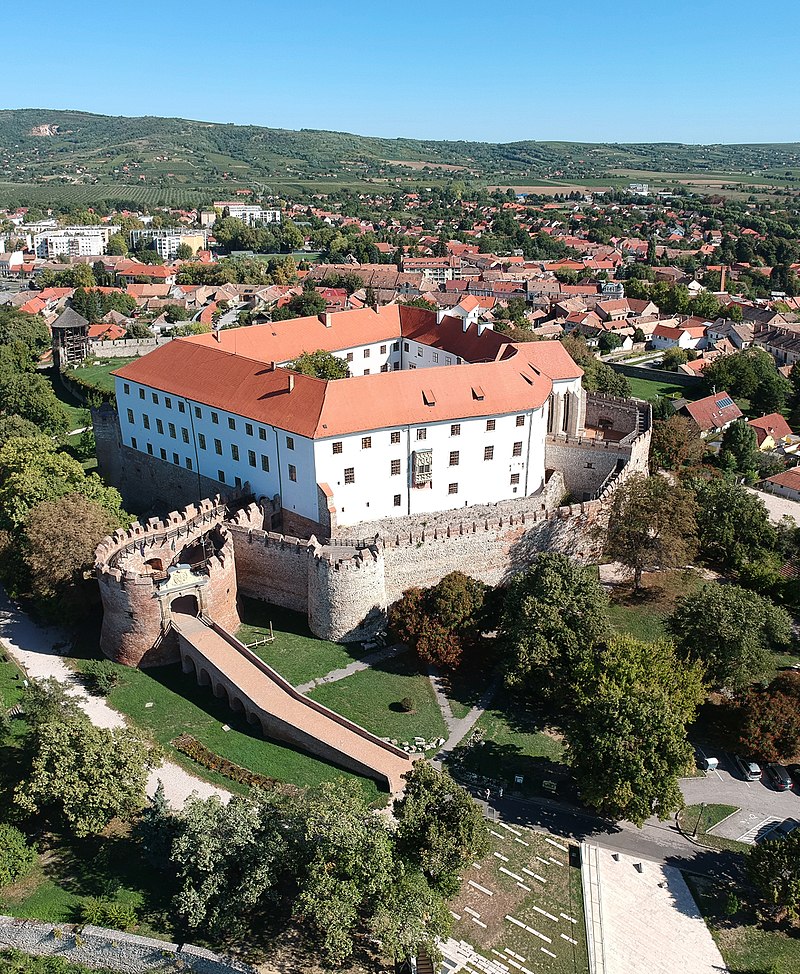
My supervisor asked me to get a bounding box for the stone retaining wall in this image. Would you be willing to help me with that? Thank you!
[0,917,254,974]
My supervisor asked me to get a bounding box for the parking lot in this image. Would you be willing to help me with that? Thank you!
[681,751,800,844]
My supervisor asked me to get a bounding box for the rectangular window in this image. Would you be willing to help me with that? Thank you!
[156,418,164,434]
[486,419,496,431]
[391,459,401,476]
[143,414,150,430]
[394,494,401,506]
[181,427,189,444]
[195,406,202,419]
[416,428,426,440]
[235,476,242,488]
[231,444,239,461]
[211,411,219,425]
[484,445,494,460]
[261,455,269,471]
[347,352,354,363]
[259,427,267,440]
[139,388,145,400]
[417,347,423,357]
[449,450,459,466]
[380,344,387,354]
[123,383,130,395]
[393,362,400,370]
[362,436,372,449]
[198,433,206,450]
[152,392,159,404]
[344,467,355,484]
[381,364,388,372]
[178,401,185,413]
[448,482,458,495]
[245,422,253,436]
[248,449,256,467]
[513,441,523,457]
[433,352,439,363]
[228,417,236,431]
[146,442,153,455]
[130,436,137,450]
[333,441,343,454]
[168,423,176,439]
[218,469,225,483]
[214,438,222,455]
[446,357,453,365]
[516,415,525,427]
[186,457,193,470]
[288,464,297,482]
[391,431,400,444]
[363,368,370,375]
[165,396,172,409]
[404,341,409,351]
[286,436,294,450]
[172,452,179,465]
[409,363,416,369]
[160,447,167,460]
[126,408,134,424]
[511,473,520,485]
[364,348,370,358]
[451,424,460,436]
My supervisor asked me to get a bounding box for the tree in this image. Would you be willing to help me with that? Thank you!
[23,494,123,616]
[0,824,36,888]
[163,304,190,323]
[125,322,154,339]
[175,243,194,260]
[605,474,698,590]
[748,830,800,923]
[272,288,326,320]
[0,307,50,361]
[599,332,623,353]
[106,232,128,255]
[661,347,689,371]
[650,414,704,470]
[667,583,792,689]
[500,552,609,694]
[690,477,776,567]
[15,713,155,837]
[1,374,69,437]
[370,869,451,965]
[719,420,758,475]
[738,672,800,763]
[394,762,489,897]
[566,636,705,826]
[288,349,349,380]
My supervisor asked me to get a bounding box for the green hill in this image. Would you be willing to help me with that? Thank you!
[0,108,798,208]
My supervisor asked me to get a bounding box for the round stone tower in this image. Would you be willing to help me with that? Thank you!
[307,541,387,643]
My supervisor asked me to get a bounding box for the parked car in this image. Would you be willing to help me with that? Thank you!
[733,754,762,781]
[766,764,793,791]
[787,764,800,789]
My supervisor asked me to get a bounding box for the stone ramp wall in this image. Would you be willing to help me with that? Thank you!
[0,916,254,974]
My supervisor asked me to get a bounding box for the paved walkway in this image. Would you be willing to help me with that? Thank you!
[437,676,499,755]
[294,642,406,694]
[0,588,229,809]
[585,844,726,974]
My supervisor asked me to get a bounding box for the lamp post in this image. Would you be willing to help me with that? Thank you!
[692,801,707,838]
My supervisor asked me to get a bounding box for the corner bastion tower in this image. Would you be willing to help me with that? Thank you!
[93,305,649,788]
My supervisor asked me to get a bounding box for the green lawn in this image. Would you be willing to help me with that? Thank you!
[686,874,800,974]
[236,598,369,687]
[626,376,702,403]
[450,693,570,800]
[70,656,382,803]
[449,824,588,974]
[308,654,447,746]
[1,949,118,974]
[45,368,90,432]
[0,826,173,939]
[606,569,705,642]
[67,358,136,395]
[677,805,749,854]
[0,651,27,710]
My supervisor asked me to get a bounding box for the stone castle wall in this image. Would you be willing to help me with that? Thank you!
[0,916,254,974]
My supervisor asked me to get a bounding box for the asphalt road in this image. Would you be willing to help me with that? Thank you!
[471,790,742,881]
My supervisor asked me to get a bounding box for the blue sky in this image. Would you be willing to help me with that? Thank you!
[8,1,799,144]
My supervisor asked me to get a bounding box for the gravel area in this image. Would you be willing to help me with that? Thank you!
[747,485,800,525]
[0,587,230,809]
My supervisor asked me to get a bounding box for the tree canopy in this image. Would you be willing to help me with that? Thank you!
[288,349,349,380]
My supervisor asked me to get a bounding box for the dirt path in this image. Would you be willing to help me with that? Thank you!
[0,587,230,809]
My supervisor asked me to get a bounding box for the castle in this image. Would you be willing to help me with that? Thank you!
[93,305,650,789]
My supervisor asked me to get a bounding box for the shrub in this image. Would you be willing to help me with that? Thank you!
[80,896,138,931]
[81,660,120,696]
[399,697,415,713]
[0,824,36,887]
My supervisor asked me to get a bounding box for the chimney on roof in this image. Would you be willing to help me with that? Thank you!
[288,374,295,393]
[319,312,333,328]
